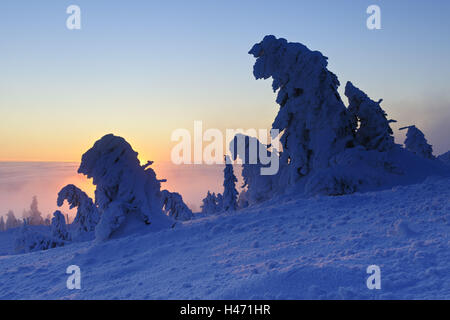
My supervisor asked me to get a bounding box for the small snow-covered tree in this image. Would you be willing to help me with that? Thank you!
[161,190,193,221]
[223,156,238,211]
[5,210,19,230]
[216,193,223,212]
[200,191,219,214]
[23,196,44,226]
[51,210,70,241]
[345,81,396,152]
[77,134,173,241]
[0,216,5,231]
[14,219,66,253]
[57,184,100,236]
[400,125,434,159]
[249,35,354,185]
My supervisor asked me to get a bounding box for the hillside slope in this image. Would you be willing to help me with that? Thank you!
[0,176,449,299]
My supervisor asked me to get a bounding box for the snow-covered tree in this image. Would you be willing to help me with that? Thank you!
[345,81,396,152]
[5,210,19,230]
[230,134,275,204]
[23,196,44,226]
[57,184,100,236]
[223,156,238,211]
[51,210,70,241]
[249,35,354,185]
[200,191,219,214]
[400,125,434,159]
[161,190,193,221]
[77,134,173,241]
[0,216,5,232]
[14,220,65,253]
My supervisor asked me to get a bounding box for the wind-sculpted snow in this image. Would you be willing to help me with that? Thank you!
[1,177,449,299]
[77,134,173,241]
[57,184,99,238]
[161,190,193,221]
[345,82,396,152]
[249,35,355,185]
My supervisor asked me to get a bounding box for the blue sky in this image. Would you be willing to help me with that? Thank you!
[1,0,449,162]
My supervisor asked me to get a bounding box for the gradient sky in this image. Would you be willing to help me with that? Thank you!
[1,0,450,164]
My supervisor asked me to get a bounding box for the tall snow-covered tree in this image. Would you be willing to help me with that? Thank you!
[345,82,396,152]
[51,210,70,241]
[400,125,434,159]
[223,156,238,211]
[5,210,19,230]
[0,216,5,232]
[161,190,193,221]
[249,35,355,185]
[57,184,100,236]
[77,134,173,241]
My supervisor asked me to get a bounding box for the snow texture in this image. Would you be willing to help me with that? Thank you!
[1,176,449,299]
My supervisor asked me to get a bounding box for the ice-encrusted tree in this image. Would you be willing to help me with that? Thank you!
[345,82,396,152]
[57,184,100,236]
[77,134,173,241]
[249,35,355,185]
[400,125,434,159]
[200,191,219,214]
[161,190,193,221]
[5,210,20,230]
[51,210,70,241]
[223,156,238,211]
[0,216,5,232]
[230,134,275,204]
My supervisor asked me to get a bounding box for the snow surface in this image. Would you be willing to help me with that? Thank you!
[1,176,449,299]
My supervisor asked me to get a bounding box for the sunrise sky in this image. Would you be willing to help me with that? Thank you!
[1,0,450,164]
